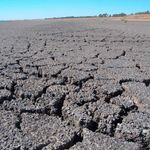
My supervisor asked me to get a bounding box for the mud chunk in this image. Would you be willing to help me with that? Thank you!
[92,101,122,135]
[64,84,98,106]
[61,69,93,85]
[0,77,13,90]
[63,104,95,130]
[0,89,12,103]
[110,95,137,111]
[107,68,149,82]
[0,110,22,150]
[70,128,141,150]
[2,98,35,112]
[115,112,150,148]
[15,77,48,100]
[32,85,67,116]
[21,113,80,149]
[122,82,150,113]
[39,64,67,78]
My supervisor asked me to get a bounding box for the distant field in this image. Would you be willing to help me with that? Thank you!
[111,14,150,21]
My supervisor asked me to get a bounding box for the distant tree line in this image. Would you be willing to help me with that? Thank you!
[99,13,127,17]
[45,16,97,20]
[45,10,150,20]
[135,10,150,15]
[99,10,150,17]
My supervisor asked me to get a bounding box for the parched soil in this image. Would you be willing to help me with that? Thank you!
[0,18,150,150]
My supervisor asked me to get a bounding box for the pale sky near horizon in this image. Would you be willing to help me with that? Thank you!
[0,0,150,20]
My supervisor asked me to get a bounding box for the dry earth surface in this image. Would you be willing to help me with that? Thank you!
[0,18,150,150]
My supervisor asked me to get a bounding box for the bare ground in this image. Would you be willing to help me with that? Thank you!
[0,18,150,150]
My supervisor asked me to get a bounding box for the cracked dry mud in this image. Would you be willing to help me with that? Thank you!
[0,18,150,150]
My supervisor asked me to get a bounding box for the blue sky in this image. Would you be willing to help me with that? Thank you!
[0,0,150,20]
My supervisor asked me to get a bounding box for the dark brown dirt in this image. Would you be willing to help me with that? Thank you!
[0,18,150,150]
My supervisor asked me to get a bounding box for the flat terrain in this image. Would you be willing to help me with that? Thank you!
[0,18,150,150]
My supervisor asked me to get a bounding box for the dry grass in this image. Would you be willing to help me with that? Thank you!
[111,14,150,21]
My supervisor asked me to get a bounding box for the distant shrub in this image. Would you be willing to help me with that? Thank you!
[99,13,108,17]
[112,13,127,17]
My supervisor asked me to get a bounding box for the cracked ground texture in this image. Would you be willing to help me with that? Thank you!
[0,18,150,150]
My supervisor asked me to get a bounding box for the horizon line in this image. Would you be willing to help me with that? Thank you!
[1,10,150,21]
